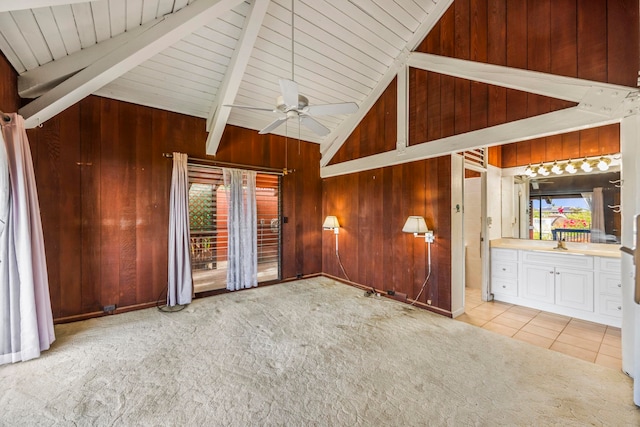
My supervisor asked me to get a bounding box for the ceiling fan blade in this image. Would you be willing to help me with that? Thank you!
[279,79,299,108]
[259,117,289,134]
[300,116,330,136]
[224,104,275,112]
[306,102,358,116]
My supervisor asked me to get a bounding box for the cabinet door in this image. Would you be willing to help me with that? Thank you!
[555,268,594,311]
[521,264,555,304]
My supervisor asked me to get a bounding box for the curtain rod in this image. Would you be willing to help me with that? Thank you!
[162,153,292,176]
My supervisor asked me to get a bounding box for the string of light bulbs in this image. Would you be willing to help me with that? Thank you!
[523,155,613,177]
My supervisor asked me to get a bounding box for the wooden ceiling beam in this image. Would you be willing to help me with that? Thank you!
[19,0,245,129]
[18,19,158,99]
[320,107,619,178]
[408,52,635,103]
[319,0,454,167]
[205,0,270,155]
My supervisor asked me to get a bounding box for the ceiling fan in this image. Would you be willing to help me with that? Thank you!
[224,0,358,137]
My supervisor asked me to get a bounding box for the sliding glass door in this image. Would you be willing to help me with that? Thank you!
[187,164,281,292]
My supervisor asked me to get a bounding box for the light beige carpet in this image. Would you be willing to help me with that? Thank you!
[1,277,638,426]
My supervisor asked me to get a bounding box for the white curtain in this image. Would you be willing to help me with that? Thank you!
[0,113,55,365]
[224,168,257,291]
[167,152,192,306]
[591,187,605,243]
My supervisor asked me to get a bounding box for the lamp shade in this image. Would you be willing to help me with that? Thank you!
[323,215,340,229]
[402,216,428,234]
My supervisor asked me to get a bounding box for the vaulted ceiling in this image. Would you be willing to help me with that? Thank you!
[2,0,638,175]
[0,0,452,153]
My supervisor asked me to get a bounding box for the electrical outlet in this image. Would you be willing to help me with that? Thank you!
[103,304,116,312]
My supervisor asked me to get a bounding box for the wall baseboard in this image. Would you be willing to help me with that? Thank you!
[321,273,452,318]
[54,301,159,324]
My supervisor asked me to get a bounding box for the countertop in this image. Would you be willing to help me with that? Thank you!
[490,238,621,258]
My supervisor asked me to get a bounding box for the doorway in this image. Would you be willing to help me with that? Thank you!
[187,164,282,293]
[464,170,483,292]
[451,153,490,317]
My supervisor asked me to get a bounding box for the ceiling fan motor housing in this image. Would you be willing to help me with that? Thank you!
[276,95,309,113]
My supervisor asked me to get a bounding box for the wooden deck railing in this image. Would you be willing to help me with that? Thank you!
[551,228,591,242]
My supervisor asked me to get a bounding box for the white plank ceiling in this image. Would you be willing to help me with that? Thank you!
[0,0,451,152]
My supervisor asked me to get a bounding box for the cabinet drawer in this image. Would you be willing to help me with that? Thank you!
[599,294,623,318]
[491,248,518,262]
[599,272,622,296]
[520,251,594,270]
[492,278,517,297]
[598,257,621,273]
[491,260,518,279]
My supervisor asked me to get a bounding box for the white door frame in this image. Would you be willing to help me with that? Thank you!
[452,154,491,317]
[463,162,490,302]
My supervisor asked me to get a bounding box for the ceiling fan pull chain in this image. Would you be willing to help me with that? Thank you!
[298,116,301,154]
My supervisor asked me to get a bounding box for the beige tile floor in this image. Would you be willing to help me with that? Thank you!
[457,288,622,370]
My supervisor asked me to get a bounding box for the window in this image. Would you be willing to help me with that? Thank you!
[528,171,621,244]
[529,195,592,241]
[188,164,281,292]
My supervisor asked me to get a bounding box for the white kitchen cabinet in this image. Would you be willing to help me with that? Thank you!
[491,249,518,297]
[520,251,594,311]
[520,263,555,303]
[554,267,594,311]
[599,294,623,318]
[490,244,621,327]
[596,257,622,323]
[521,263,593,310]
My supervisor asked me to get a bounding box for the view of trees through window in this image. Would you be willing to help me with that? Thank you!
[530,195,592,241]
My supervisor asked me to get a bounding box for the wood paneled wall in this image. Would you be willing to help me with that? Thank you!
[488,123,620,168]
[323,156,452,312]
[410,0,638,145]
[26,96,321,321]
[322,0,636,315]
[330,79,397,165]
[0,52,19,112]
